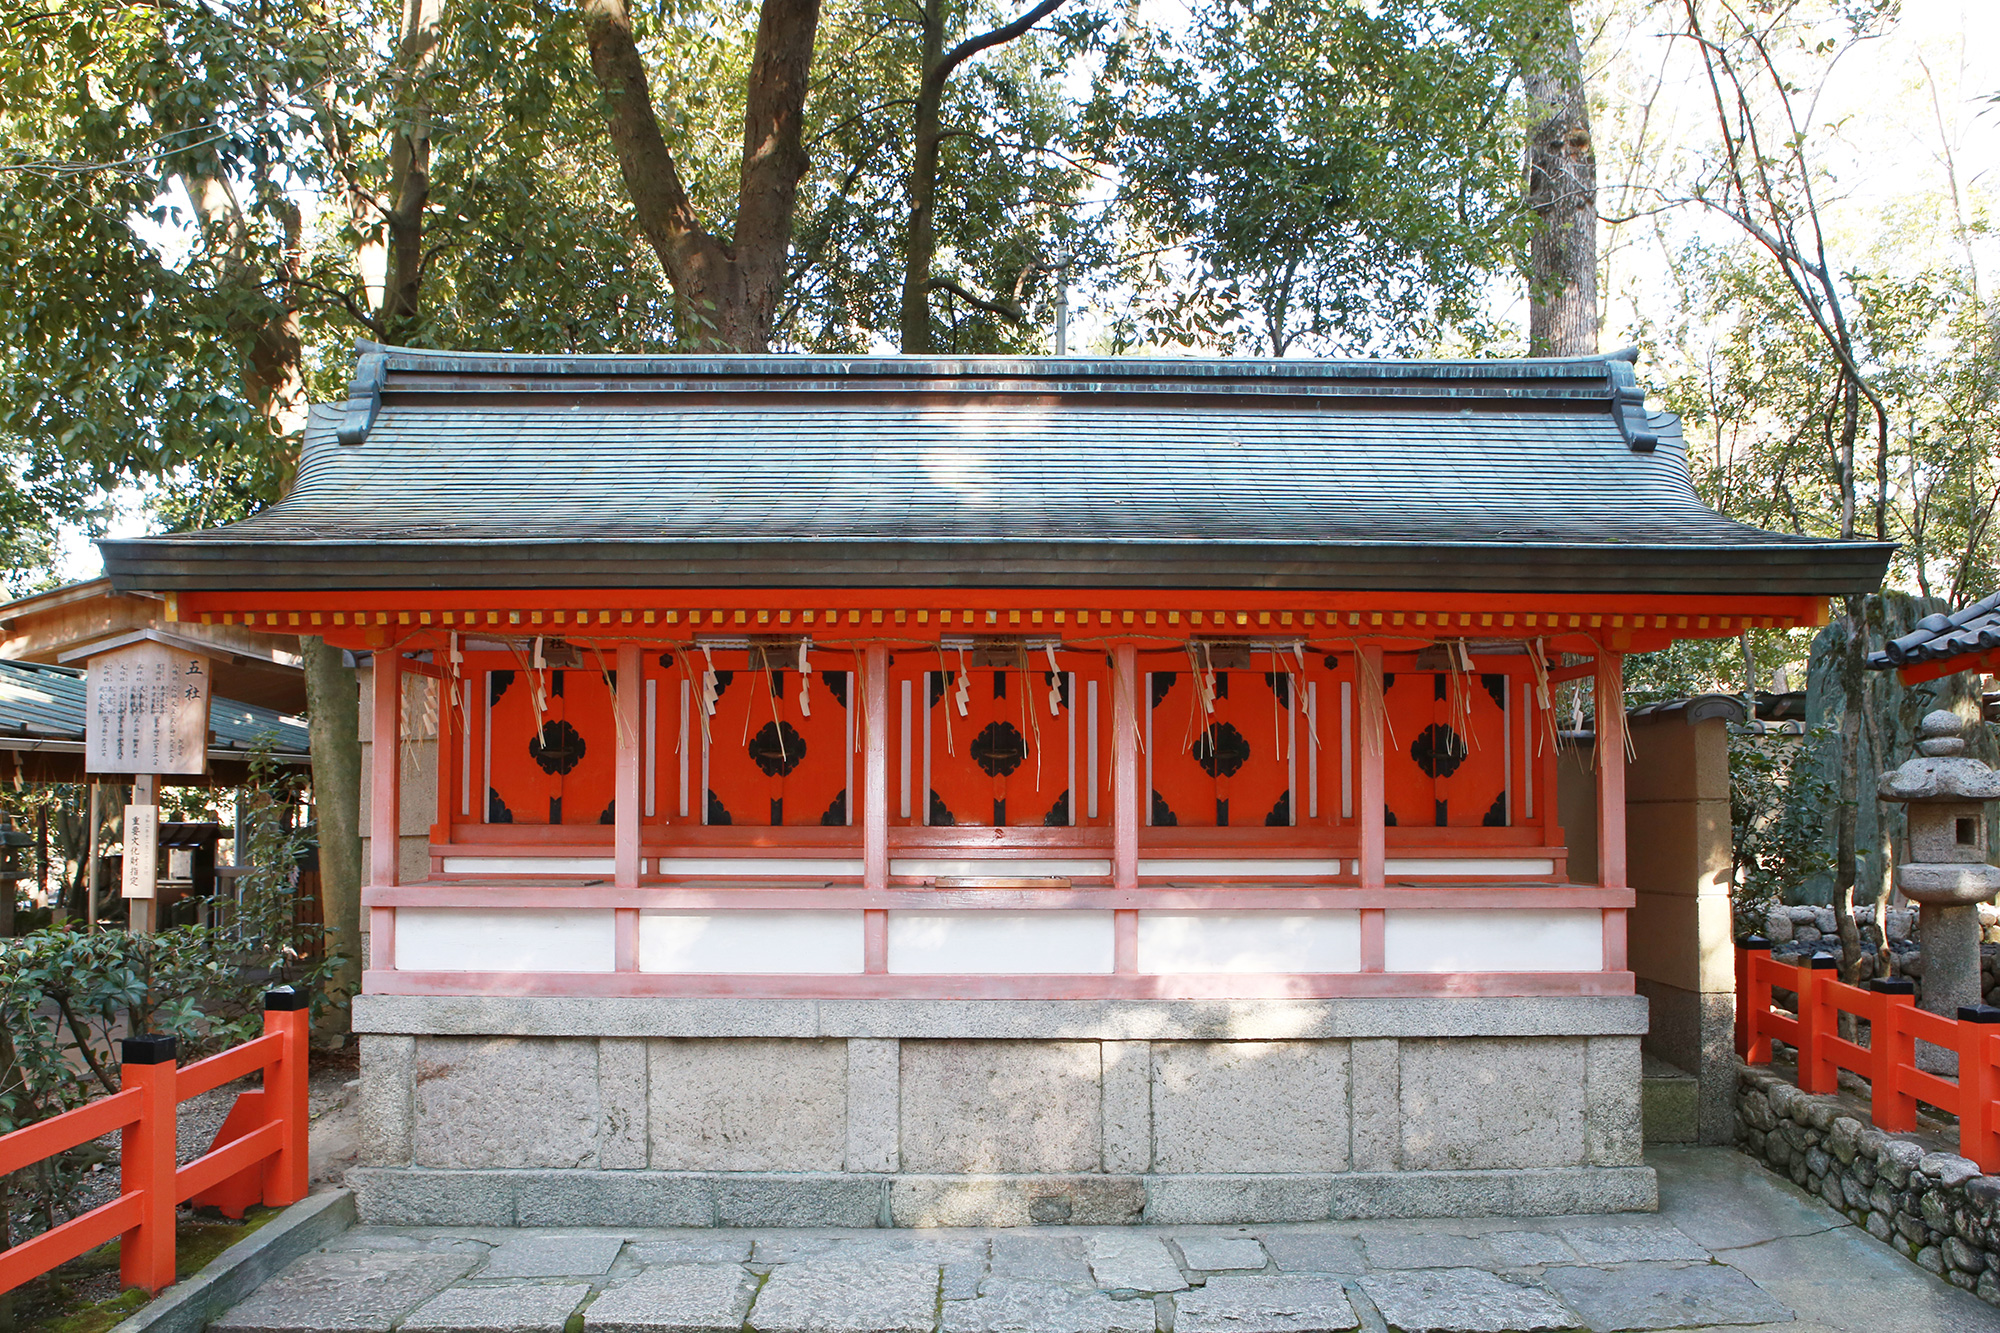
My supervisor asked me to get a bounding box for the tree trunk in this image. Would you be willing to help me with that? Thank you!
[582,0,821,352]
[302,636,364,1036]
[895,0,1064,353]
[1524,4,1597,357]
[379,0,445,343]
[899,0,949,354]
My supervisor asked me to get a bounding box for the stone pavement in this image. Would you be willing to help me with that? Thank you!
[206,1148,1999,1333]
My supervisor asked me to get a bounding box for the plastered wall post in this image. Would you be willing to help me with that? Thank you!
[1626,707,1738,1144]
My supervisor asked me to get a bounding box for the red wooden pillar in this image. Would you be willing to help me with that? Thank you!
[1357,646,1385,892]
[1358,645,1386,970]
[370,651,402,888]
[1112,644,1139,892]
[864,645,890,893]
[614,644,642,889]
[1594,651,1627,890]
[118,1035,178,1295]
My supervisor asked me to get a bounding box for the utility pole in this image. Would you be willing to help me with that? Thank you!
[1052,257,1069,355]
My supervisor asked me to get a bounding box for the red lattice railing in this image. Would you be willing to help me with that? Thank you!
[1736,942,2000,1171]
[0,990,311,1297]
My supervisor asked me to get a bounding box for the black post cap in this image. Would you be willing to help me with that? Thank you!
[1958,1004,2000,1024]
[1807,953,1839,970]
[121,1034,178,1066]
[1740,935,1772,951]
[263,986,310,1012]
[1868,978,1916,995]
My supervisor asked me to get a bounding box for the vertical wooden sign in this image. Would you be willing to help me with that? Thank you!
[86,640,212,775]
[122,804,159,899]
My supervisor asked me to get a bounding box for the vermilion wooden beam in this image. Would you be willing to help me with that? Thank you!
[370,652,402,889]
[615,644,642,889]
[173,585,1831,624]
[1898,646,2000,685]
[863,645,890,893]
[1596,651,1627,890]
[1112,644,1139,892]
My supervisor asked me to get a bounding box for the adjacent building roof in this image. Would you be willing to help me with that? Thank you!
[0,658,310,758]
[99,344,1895,597]
[1870,592,2000,673]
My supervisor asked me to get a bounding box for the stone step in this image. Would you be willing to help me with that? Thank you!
[1641,1055,1699,1144]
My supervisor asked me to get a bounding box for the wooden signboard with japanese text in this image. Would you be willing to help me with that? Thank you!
[86,640,212,775]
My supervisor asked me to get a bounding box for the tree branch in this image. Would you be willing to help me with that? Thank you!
[932,0,1065,91]
[927,276,1025,322]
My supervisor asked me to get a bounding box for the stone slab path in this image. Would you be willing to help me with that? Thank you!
[206,1149,1998,1333]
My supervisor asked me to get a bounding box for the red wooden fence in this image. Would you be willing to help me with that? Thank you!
[0,989,311,1297]
[1736,941,2000,1171]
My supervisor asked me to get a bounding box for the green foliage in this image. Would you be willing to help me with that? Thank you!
[781,0,1104,353]
[1088,0,1552,355]
[0,749,343,1250]
[1623,626,1817,709]
[1728,729,1837,936]
[1642,243,2000,604]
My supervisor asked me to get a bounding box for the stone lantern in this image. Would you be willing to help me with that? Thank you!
[1877,709,2000,1047]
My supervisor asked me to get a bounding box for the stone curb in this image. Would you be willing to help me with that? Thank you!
[105,1189,357,1333]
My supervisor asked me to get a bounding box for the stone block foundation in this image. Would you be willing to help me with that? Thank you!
[349,995,1656,1226]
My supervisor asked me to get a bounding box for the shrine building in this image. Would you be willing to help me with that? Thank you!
[101,345,1892,1226]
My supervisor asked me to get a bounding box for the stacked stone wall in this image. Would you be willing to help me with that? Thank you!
[1759,903,2000,1007]
[1736,1064,2000,1307]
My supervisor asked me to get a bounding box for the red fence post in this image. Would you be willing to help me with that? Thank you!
[1868,977,1919,1132]
[1796,954,1840,1094]
[117,1035,179,1295]
[1740,938,1773,1065]
[1735,937,1766,1058]
[261,988,312,1207]
[1955,1003,2000,1173]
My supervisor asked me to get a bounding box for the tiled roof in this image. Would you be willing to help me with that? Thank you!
[99,344,1895,597]
[1870,592,2000,671]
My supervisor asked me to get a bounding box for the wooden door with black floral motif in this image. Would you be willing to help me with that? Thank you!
[911,655,1086,828]
[1380,671,1511,828]
[481,665,617,825]
[685,648,854,827]
[1144,663,1300,828]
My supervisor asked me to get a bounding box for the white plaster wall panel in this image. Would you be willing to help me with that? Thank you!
[438,857,617,876]
[889,858,1111,878]
[1382,858,1557,877]
[394,908,615,973]
[1383,908,1602,973]
[1138,859,1345,878]
[1137,912,1361,974]
[651,858,866,877]
[887,911,1115,974]
[638,911,864,975]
